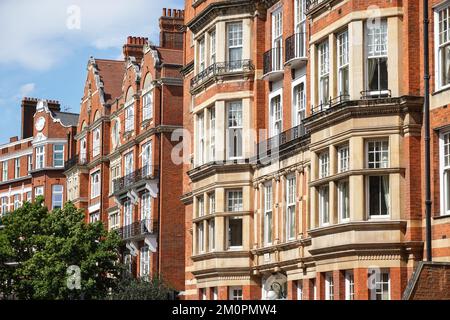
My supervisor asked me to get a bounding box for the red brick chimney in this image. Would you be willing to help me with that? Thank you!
[10,136,18,143]
[21,98,61,139]
[159,8,184,50]
[123,36,148,64]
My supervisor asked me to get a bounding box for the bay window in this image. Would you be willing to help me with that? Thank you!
[227,190,243,212]
[209,29,216,65]
[264,184,273,245]
[227,22,243,70]
[286,176,296,240]
[369,269,390,300]
[325,273,334,300]
[197,196,205,217]
[345,271,355,300]
[227,101,243,159]
[367,140,389,168]
[337,30,349,96]
[229,286,243,300]
[368,176,390,217]
[318,40,330,104]
[208,219,215,251]
[366,19,388,95]
[209,192,215,214]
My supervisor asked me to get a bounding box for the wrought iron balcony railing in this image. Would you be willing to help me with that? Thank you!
[311,94,350,115]
[285,32,307,63]
[64,154,88,170]
[306,0,330,13]
[190,60,254,90]
[112,165,158,194]
[263,47,284,76]
[258,123,307,155]
[118,218,154,240]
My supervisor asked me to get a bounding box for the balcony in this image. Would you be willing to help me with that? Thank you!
[311,94,350,115]
[285,33,307,68]
[306,0,332,14]
[112,165,159,197]
[190,60,254,94]
[262,47,284,81]
[257,124,308,161]
[118,219,154,241]
[64,154,88,170]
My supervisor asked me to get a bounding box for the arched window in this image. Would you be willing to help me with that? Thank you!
[112,120,120,148]
[124,87,135,132]
[80,138,87,163]
[142,73,153,121]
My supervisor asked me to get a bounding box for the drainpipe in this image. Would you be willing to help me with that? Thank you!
[423,0,432,262]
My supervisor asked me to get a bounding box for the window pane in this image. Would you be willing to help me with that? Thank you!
[228,218,243,247]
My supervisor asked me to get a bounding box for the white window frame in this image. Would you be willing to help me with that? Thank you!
[367,175,390,218]
[338,180,350,222]
[365,19,389,95]
[227,216,243,250]
[292,76,306,127]
[141,141,152,176]
[209,107,216,162]
[90,171,101,199]
[345,271,355,300]
[36,146,45,170]
[264,183,273,246]
[197,222,205,254]
[124,100,135,133]
[108,211,120,231]
[14,158,20,179]
[124,152,134,177]
[366,140,389,168]
[142,89,153,121]
[369,269,390,300]
[319,151,330,178]
[325,273,334,300]
[1,161,7,181]
[294,0,306,57]
[53,144,64,168]
[13,194,21,210]
[209,192,216,214]
[435,3,450,90]
[124,200,133,226]
[338,145,350,172]
[27,154,33,173]
[35,186,44,197]
[92,127,101,157]
[227,190,243,212]
[440,130,450,216]
[1,196,9,215]
[52,185,64,210]
[269,92,283,138]
[272,8,283,70]
[140,246,150,278]
[337,29,349,96]
[198,36,206,72]
[208,219,215,252]
[227,101,243,160]
[286,175,296,240]
[229,286,243,300]
[318,40,330,104]
[141,192,152,221]
[227,22,243,69]
[197,195,205,217]
[80,138,87,163]
[209,29,216,65]
[197,112,205,166]
[112,120,120,148]
[319,185,330,226]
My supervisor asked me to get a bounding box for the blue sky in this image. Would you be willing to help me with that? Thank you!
[0,0,184,142]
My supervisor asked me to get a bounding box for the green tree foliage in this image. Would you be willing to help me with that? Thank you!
[110,275,175,300]
[0,197,122,299]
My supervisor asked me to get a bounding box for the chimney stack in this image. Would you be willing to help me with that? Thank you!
[123,36,148,64]
[159,8,184,50]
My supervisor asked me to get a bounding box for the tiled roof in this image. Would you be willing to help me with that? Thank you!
[95,59,125,104]
[54,111,79,127]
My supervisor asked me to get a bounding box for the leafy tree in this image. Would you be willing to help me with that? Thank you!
[0,198,123,299]
[110,275,175,300]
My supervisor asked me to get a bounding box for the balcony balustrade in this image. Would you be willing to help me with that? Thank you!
[263,47,284,81]
[118,218,154,241]
[190,60,254,93]
[64,154,88,170]
[112,165,158,195]
[285,32,307,68]
[257,123,308,157]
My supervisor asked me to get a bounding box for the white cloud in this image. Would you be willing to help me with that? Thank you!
[19,83,36,97]
[0,0,183,70]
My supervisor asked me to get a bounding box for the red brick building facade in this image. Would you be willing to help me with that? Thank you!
[0,98,78,217]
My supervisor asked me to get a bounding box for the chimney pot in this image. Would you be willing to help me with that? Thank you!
[10,136,18,143]
[163,8,167,16]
